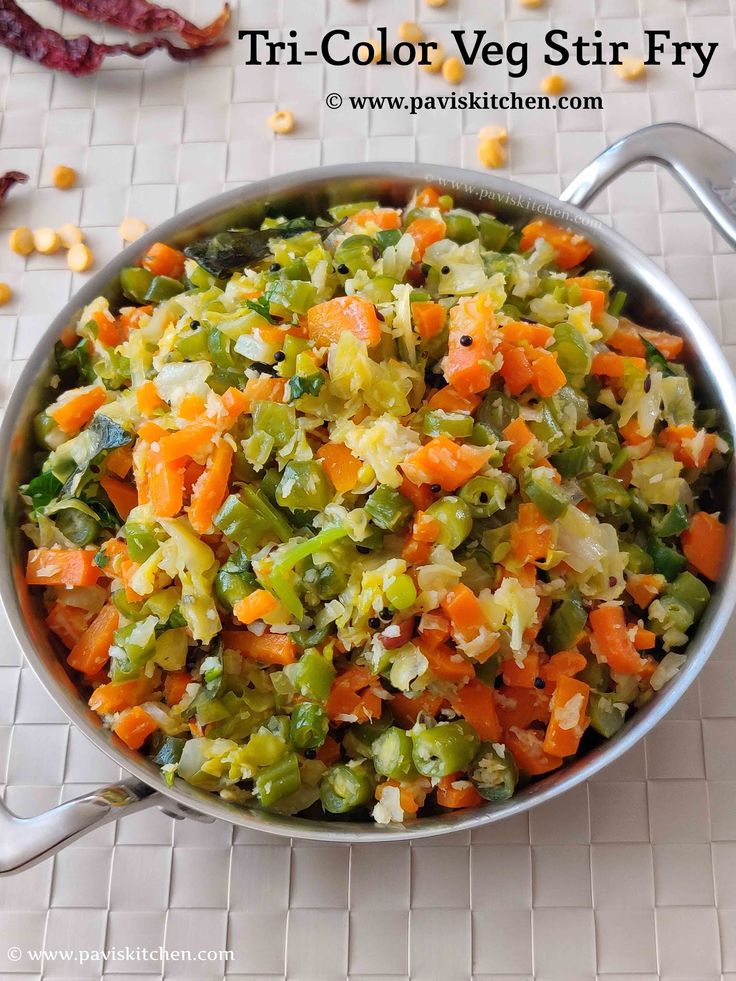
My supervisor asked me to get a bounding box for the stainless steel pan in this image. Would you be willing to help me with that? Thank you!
[2,123,736,873]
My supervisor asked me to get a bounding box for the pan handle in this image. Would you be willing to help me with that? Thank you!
[0,780,163,875]
[561,123,736,250]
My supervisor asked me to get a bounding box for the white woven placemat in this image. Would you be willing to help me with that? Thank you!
[0,1,735,978]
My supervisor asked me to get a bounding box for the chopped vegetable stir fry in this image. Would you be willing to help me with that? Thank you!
[22,188,730,823]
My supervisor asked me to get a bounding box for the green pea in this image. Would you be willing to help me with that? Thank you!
[386,574,417,611]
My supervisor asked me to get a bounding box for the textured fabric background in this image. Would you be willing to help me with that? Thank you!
[0,1,735,978]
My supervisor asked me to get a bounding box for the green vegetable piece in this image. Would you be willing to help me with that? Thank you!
[423,409,474,439]
[376,229,402,252]
[290,702,329,751]
[277,335,309,378]
[444,212,479,245]
[144,275,185,303]
[342,717,394,759]
[276,460,334,512]
[215,548,258,612]
[124,522,158,563]
[25,470,62,511]
[459,476,506,518]
[580,474,631,520]
[372,726,416,781]
[647,594,694,635]
[522,468,569,521]
[267,278,318,315]
[254,752,301,808]
[386,573,417,611]
[252,401,297,448]
[54,506,100,546]
[470,742,518,801]
[425,496,473,550]
[646,537,687,581]
[334,234,376,276]
[266,527,348,619]
[33,412,61,451]
[654,502,689,538]
[240,486,293,542]
[588,692,627,738]
[214,494,272,553]
[286,649,336,702]
[120,266,154,304]
[175,327,209,360]
[478,213,513,252]
[112,590,144,620]
[320,762,374,814]
[288,374,325,400]
[550,444,591,479]
[365,485,414,532]
[476,390,519,435]
[329,201,379,220]
[551,322,592,384]
[529,403,565,453]
[545,588,587,653]
[578,655,610,691]
[361,275,398,305]
[152,735,186,767]
[411,720,480,778]
[666,571,710,622]
[624,542,654,575]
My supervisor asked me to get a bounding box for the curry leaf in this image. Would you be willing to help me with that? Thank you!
[24,471,62,513]
[288,374,325,401]
[62,415,132,497]
[641,336,676,378]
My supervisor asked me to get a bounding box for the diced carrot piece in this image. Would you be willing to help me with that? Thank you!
[428,387,480,414]
[441,583,494,652]
[113,705,158,750]
[618,418,649,446]
[502,417,535,465]
[48,387,107,434]
[89,677,153,715]
[402,536,432,566]
[660,424,716,469]
[163,670,193,707]
[221,630,296,666]
[444,293,498,396]
[417,614,451,650]
[406,216,447,261]
[137,421,168,443]
[353,207,402,229]
[412,301,447,340]
[93,309,125,347]
[589,605,647,675]
[608,321,684,361]
[634,627,657,650]
[188,439,233,534]
[494,685,550,730]
[100,476,138,521]
[26,547,99,587]
[233,589,279,625]
[591,352,646,377]
[60,325,78,348]
[528,348,566,398]
[450,678,502,741]
[45,603,90,649]
[307,295,382,348]
[520,219,593,270]
[391,690,444,727]
[375,780,422,815]
[542,676,590,757]
[681,511,727,581]
[502,650,540,689]
[141,241,185,279]
[412,511,441,543]
[158,421,218,464]
[221,387,250,419]
[436,774,483,809]
[240,376,287,412]
[415,186,442,209]
[510,503,552,564]
[67,604,119,676]
[399,477,435,512]
[625,573,665,609]
[316,442,362,494]
[178,393,206,421]
[501,320,553,347]
[106,445,134,479]
[183,460,206,498]
[325,665,383,723]
[580,287,606,323]
[401,436,492,492]
[499,342,534,396]
[148,450,185,519]
[539,650,587,690]
[417,637,475,686]
[505,725,563,776]
[316,735,341,766]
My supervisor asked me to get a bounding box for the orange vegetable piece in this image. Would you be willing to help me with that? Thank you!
[67,604,119,676]
[241,376,287,412]
[26,547,99,588]
[589,605,647,675]
[375,780,422,815]
[417,615,451,650]
[307,295,382,348]
[158,420,218,464]
[591,352,646,378]
[221,630,296,666]
[326,665,383,723]
[89,677,153,715]
[520,219,593,270]
[494,685,550,731]
[618,418,648,446]
[499,343,534,396]
[502,417,535,464]
[542,676,590,757]
[137,421,168,443]
[445,294,498,396]
[625,573,664,610]
[402,536,432,566]
[436,774,483,809]
[399,477,435,512]
[141,241,185,279]
[316,735,341,766]
[148,451,185,518]
[401,436,492,492]
[391,690,444,727]
[539,650,587,690]
[412,511,441,543]
[412,301,447,340]
[316,442,362,494]
[417,637,475,686]
[183,460,206,498]
[510,503,552,564]
[449,678,502,741]
[113,705,158,750]
[93,309,125,347]
[634,627,656,650]
[427,387,480,414]
[441,583,493,652]
[505,725,563,776]
[100,476,138,521]
[233,589,279,625]
[528,348,566,398]
[406,216,447,260]
[608,321,684,361]
[502,650,540,689]
[188,439,233,534]
[48,387,107,434]
[45,603,90,649]
[163,670,193,707]
[681,511,727,581]
[415,185,442,208]
[660,425,716,469]
[221,387,250,419]
[178,393,206,421]
[106,445,134,479]
[501,320,553,347]
[579,287,606,323]
[353,207,402,229]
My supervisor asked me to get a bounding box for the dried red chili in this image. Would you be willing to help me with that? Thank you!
[0,0,226,76]
[0,171,28,206]
[50,0,230,49]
